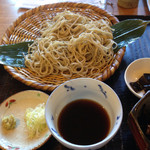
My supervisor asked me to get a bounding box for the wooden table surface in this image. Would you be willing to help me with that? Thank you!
[0,0,150,150]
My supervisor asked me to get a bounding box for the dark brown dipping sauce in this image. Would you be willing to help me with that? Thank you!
[58,99,110,145]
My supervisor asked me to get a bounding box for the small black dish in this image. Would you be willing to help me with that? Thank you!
[128,91,150,150]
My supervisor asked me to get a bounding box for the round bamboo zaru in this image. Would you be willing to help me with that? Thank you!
[1,2,125,91]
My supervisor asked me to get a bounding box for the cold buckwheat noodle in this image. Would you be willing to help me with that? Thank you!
[24,10,117,78]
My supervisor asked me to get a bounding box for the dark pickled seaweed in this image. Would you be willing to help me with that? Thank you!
[130,73,150,93]
[130,82,143,92]
[139,74,150,85]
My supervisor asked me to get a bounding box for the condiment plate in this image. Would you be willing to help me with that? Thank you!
[124,58,150,98]
[0,90,51,150]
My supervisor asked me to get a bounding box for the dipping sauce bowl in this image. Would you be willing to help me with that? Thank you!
[45,78,123,150]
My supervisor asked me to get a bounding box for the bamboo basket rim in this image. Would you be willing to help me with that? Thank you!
[1,2,125,91]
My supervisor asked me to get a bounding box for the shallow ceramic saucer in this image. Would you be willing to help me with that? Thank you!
[124,58,150,98]
[0,90,51,150]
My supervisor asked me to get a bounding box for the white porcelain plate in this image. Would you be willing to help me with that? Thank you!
[124,58,150,98]
[0,90,51,150]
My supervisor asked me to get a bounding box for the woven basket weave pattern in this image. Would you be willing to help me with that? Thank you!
[1,2,125,91]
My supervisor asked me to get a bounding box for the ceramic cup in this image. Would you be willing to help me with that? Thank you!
[118,0,139,8]
[45,78,123,150]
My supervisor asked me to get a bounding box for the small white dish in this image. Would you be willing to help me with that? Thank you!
[124,58,150,98]
[0,90,51,150]
[45,78,123,150]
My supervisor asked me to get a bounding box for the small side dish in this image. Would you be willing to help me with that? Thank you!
[128,91,150,150]
[0,90,51,150]
[124,58,150,98]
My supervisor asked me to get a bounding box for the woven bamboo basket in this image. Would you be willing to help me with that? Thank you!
[1,2,125,91]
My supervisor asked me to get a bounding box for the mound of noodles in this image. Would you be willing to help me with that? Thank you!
[24,10,116,78]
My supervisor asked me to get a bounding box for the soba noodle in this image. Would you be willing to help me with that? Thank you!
[24,10,116,78]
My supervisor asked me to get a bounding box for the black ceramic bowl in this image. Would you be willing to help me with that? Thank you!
[128,91,150,150]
